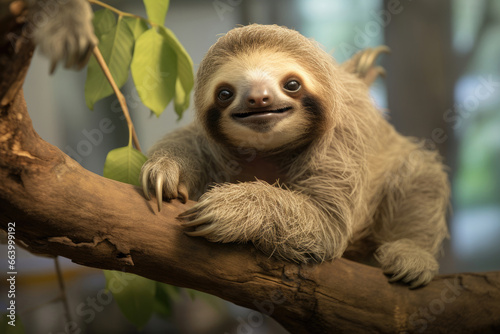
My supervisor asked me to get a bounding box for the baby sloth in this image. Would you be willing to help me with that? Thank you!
[141,24,449,288]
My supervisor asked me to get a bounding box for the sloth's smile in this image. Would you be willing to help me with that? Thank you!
[231,106,292,119]
[230,106,293,132]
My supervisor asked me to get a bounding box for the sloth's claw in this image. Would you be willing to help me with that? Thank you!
[180,212,216,227]
[178,184,189,204]
[410,274,431,289]
[76,45,94,70]
[141,167,187,211]
[155,174,164,212]
[177,211,196,219]
[181,219,202,227]
[178,206,199,218]
[142,171,151,200]
[185,224,216,237]
[185,230,202,237]
[49,60,58,75]
[64,42,77,69]
[388,270,407,283]
[181,218,207,228]
[357,45,391,77]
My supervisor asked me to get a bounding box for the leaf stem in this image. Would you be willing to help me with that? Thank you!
[92,46,142,152]
[88,0,158,26]
[54,257,73,327]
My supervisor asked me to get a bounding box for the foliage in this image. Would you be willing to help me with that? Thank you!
[103,145,146,186]
[103,271,157,329]
[0,314,25,334]
[88,0,198,329]
[85,10,134,110]
[85,0,193,118]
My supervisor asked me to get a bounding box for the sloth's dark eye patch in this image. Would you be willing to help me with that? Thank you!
[284,80,301,92]
[218,89,233,101]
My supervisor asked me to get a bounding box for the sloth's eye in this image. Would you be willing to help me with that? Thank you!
[218,89,233,101]
[284,80,301,92]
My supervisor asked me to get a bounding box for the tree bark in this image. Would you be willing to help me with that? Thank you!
[1,6,499,334]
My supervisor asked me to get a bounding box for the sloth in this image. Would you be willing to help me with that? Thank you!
[141,24,450,288]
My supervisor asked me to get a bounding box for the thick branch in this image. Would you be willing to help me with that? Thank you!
[1,8,499,334]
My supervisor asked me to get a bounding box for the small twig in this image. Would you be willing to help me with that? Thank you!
[88,0,159,28]
[89,0,138,19]
[92,46,142,152]
[54,257,72,327]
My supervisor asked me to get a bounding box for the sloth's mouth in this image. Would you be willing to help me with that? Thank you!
[231,106,293,119]
[230,106,293,132]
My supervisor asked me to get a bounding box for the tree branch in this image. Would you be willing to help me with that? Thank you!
[0,7,499,333]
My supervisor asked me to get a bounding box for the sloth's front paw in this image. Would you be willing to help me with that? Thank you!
[178,184,253,243]
[30,0,98,72]
[178,181,333,263]
[376,239,439,289]
[140,157,188,211]
[178,192,242,243]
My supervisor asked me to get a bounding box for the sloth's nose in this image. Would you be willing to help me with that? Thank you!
[246,86,274,108]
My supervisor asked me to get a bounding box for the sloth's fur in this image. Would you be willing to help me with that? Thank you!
[26,0,97,72]
[142,24,450,287]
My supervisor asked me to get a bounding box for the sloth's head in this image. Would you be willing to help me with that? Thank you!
[195,24,340,151]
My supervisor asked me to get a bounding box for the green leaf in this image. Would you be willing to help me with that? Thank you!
[144,0,170,25]
[159,26,194,118]
[157,283,181,301]
[0,313,25,334]
[103,271,156,329]
[185,290,225,312]
[85,16,135,110]
[92,9,116,38]
[123,16,149,40]
[131,28,177,116]
[173,78,187,118]
[103,146,147,186]
[153,283,180,317]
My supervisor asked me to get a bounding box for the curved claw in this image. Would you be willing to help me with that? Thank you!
[49,60,58,75]
[388,271,407,283]
[185,224,216,237]
[181,214,216,227]
[181,219,206,228]
[76,44,94,70]
[375,66,386,77]
[410,275,429,289]
[178,206,200,218]
[177,211,197,220]
[178,183,189,204]
[83,45,94,66]
[156,174,164,212]
[357,52,371,77]
[142,171,151,200]
[369,66,386,79]
[357,45,391,77]
[185,230,202,237]
[64,42,77,69]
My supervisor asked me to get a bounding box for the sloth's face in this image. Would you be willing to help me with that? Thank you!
[200,51,322,151]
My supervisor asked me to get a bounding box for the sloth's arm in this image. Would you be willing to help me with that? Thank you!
[373,149,450,288]
[179,180,351,263]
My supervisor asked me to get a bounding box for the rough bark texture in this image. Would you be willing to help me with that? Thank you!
[1,6,499,334]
